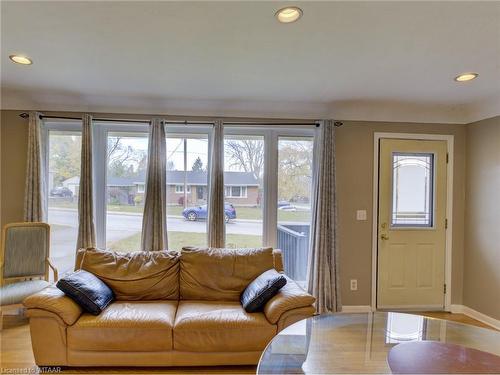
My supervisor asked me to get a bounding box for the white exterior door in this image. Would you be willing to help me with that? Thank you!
[377,139,447,309]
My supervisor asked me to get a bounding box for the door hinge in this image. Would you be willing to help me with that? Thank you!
[445,218,448,229]
[444,284,447,294]
[446,153,449,164]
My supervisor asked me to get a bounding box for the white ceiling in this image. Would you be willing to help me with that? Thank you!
[1,1,499,123]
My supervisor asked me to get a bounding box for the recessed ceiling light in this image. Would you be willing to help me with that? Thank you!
[454,72,478,82]
[275,6,303,23]
[9,54,33,65]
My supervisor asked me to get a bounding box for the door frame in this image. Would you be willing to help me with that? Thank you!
[371,133,454,312]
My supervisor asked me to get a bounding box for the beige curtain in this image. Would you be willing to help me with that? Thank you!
[24,112,46,222]
[76,114,96,250]
[207,120,225,248]
[307,120,341,313]
[141,118,168,251]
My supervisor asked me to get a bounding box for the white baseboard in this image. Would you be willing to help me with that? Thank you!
[450,304,465,313]
[341,304,499,329]
[341,305,373,313]
[450,304,500,330]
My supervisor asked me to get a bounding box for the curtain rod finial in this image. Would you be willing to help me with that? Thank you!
[19,112,29,119]
[334,121,343,127]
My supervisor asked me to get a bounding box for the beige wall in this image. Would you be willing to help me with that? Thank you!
[463,116,500,320]
[0,110,29,227]
[0,110,467,308]
[335,121,466,306]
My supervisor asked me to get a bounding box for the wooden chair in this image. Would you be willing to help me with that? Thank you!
[0,222,58,311]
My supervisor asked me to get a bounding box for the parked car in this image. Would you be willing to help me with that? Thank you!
[278,205,297,211]
[278,200,291,208]
[278,200,296,211]
[182,203,236,223]
[50,187,73,197]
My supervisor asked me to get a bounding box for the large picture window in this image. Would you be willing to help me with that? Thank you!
[277,136,314,285]
[43,120,314,282]
[166,133,209,249]
[224,134,264,248]
[46,127,82,275]
[105,131,149,252]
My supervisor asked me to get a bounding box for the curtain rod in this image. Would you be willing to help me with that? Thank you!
[18,113,343,127]
[18,113,212,125]
[224,121,342,127]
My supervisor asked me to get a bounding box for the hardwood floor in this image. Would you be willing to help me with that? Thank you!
[0,311,494,374]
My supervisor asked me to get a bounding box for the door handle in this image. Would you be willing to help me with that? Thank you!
[380,234,389,240]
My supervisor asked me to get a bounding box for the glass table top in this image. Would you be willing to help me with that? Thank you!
[257,312,500,374]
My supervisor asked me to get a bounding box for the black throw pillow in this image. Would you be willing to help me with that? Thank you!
[241,269,287,313]
[56,269,114,315]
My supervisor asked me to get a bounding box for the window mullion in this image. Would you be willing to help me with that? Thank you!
[263,130,278,247]
[93,125,107,248]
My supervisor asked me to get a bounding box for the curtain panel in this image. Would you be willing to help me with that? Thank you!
[307,119,341,313]
[207,120,225,248]
[141,118,168,251]
[76,114,96,250]
[24,112,46,222]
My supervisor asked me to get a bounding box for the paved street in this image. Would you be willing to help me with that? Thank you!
[47,208,263,275]
[48,208,263,237]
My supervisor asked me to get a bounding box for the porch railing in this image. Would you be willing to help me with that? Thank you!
[277,224,309,282]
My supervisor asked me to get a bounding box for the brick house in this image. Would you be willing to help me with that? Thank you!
[62,171,260,207]
[165,171,260,206]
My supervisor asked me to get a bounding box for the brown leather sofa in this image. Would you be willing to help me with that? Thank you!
[24,247,316,367]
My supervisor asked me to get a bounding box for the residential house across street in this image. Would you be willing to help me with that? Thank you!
[59,171,260,207]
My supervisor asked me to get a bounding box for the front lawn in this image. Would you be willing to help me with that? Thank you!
[108,231,262,251]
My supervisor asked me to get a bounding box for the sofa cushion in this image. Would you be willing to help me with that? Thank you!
[180,247,274,300]
[173,300,276,352]
[67,301,177,351]
[76,248,179,300]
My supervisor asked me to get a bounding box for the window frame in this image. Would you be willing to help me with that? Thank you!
[175,184,192,194]
[95,123,212,248]
[223,126,315,247]
[225,185,247,198]
[42,119,84,218]
[136,183,145,194]
[390,151,436,229]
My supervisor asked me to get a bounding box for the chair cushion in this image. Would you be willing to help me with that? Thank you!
[68,301,177,351]
[1,280,49,306]
[76,248,180,300]
[180,247,274,301]
[173,300,276,352]
[241,269,287,312]
[56,270,114,315]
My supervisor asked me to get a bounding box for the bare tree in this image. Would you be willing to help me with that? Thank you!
[107,137,147,177]
[225,140,264,180]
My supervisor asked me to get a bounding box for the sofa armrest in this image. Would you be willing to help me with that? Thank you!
[264,277,316,324]
[23,286,83,325]
[277,305,316,332]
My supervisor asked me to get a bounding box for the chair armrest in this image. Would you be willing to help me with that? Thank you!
[46,258,59,281]
[23,286,82,325]
[264,276,316,324]
[273,249,284,273]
